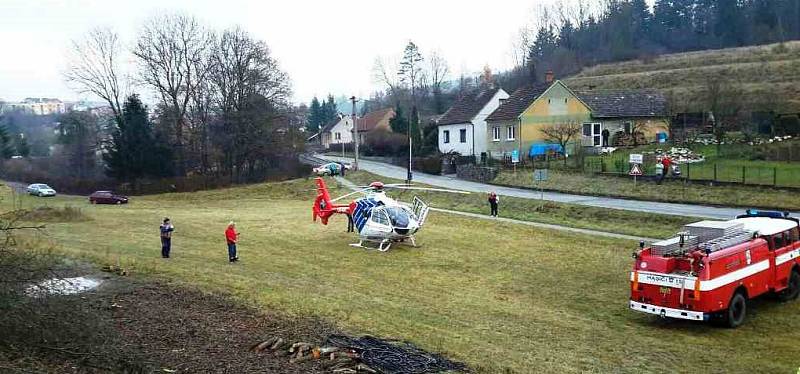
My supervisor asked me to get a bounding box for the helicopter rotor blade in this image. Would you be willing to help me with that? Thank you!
[387,186,470,194]
[331,187,372,202]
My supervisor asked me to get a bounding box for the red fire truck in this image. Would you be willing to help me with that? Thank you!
[630,210,800,327]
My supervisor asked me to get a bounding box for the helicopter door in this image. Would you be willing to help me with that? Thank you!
[412,197,430,227]
[369,208,392,232]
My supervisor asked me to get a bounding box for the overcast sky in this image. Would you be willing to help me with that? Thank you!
[0,0,652,106]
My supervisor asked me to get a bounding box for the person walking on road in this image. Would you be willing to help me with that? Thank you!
[225,222,240,263]
[488,192,499,217]
[160,218,174,258]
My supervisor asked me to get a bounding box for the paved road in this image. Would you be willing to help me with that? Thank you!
[334,176,655,242]
[320,155,798,220]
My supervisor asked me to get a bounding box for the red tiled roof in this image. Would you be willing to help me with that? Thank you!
[357,108,394,132]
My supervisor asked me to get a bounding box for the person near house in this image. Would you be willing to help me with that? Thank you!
[339,162,346,177]
[160,217,174,258]
[225,222,240,263]
[661,156,672,179]
[601,129,610,147]
[488,192,499,217]
[655,159,665,185]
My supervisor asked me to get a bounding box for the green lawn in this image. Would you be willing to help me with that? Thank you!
[6,180,800,373]
[345,171,694,239]
[494,168,800,211]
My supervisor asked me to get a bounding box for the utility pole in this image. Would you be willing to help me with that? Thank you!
[350,96,359,171]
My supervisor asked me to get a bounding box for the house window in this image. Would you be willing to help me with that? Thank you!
[623,122,632,134]
[443,130,450,144]
[492,127,500,141]
[583,123,602,146]
[506,126,516,141]
[335,132,341,140]
[459,129,467,143]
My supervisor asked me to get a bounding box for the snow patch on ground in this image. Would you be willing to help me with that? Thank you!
[26,276,102,297]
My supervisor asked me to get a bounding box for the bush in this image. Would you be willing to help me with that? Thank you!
[412,155,442,175]
[362,131,408,157]
[17,206,89,223]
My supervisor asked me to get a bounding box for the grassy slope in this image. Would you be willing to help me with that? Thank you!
[565,41,800,111]
[344,171,694,238]
[6,181,800,373]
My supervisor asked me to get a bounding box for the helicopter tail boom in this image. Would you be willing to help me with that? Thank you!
[312,177,351,225]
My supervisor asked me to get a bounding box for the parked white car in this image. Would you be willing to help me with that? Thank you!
[26,183,57,197]
[313,162,349,176]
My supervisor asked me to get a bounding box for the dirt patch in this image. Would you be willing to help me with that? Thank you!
[111,282,337,373]
[0,274,338,373]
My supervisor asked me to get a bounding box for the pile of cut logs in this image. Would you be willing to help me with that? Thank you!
[250,337,377,373]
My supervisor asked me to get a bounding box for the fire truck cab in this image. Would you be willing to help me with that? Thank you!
[630,210,800,327]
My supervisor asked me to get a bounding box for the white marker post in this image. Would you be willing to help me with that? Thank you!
[534,168,548,210]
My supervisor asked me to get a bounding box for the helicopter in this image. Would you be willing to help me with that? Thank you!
[311,177,468,251]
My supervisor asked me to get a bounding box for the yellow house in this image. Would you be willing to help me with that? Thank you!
[485,79,670,159]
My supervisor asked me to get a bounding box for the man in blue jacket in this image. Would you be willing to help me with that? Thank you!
[160,217,175,258]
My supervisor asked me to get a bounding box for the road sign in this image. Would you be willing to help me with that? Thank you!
[629,153,643,164]
[534,169,549,182]
[629,163,643,176]
[511,149,520,164]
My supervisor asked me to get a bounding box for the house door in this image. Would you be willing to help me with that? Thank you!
[582,123,602,147]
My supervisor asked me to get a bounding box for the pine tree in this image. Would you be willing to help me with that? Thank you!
[0,124,15,159]
[306,96,323,133]
[323,94,338,124]
[104,94,172,181]
[389,105,408,134]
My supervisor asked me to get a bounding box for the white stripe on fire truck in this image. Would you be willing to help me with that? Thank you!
[632,260,770,292]
[775,248,800,266]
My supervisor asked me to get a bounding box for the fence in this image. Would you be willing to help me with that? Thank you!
[583,155,800,188]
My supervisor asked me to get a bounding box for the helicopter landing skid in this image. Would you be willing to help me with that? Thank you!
[349,236,418,252]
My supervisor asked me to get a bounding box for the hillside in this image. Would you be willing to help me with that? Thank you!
[565,41,800,113]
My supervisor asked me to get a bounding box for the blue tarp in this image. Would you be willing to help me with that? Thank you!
[529,143,564,157]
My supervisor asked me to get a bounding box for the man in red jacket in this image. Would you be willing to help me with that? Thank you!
[225,222,240,263]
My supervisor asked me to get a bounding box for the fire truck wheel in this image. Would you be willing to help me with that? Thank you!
[778,269,800,302]
[724,291,748,328]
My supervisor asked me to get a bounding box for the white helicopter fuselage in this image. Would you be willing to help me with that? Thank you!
[350,191,429,251]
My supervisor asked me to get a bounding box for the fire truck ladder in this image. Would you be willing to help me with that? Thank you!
[697,230,754,253]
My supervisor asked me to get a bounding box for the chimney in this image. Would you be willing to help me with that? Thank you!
[545,70,555,84]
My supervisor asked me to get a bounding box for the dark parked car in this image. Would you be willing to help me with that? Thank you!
[89,191,129,204]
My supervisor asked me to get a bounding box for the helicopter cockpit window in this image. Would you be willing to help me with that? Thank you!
[384,207,410,228]
[370,209,390,226]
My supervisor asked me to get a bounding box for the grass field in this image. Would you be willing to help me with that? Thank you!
[565,41,800,111]
[494,168,800,212]
[345,171,694,239]
[6,180,800,373]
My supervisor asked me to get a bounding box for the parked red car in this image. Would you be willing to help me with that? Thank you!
[89,191,129,204]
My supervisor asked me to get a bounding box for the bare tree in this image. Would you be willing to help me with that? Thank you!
[703,75,744,155]
[428,51,449,114]
[207,27,292,179]
[64,27,127,125]
[133,14,212,176]
[540,121,581,165]
[372,56,403,105]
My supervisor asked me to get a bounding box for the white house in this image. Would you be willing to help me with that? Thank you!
[437,87,509,156]
[320,114,354,149]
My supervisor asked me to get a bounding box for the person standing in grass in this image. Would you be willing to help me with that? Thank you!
[488,192,499,217]
[160,217,174,258]
[225,222,240,263]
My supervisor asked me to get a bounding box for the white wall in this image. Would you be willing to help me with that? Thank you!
[438,123,474,155]
[326,116,353,148]
[472,89,509,156]
[437,88,509,156]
